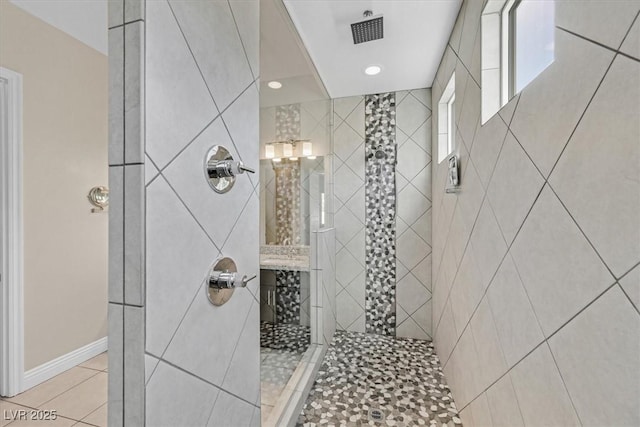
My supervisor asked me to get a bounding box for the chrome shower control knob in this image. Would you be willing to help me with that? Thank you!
[206,257,255,306]
[205,145,255,194]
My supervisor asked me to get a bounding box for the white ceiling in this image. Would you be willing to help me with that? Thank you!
[9,0,107,55]
[283,0,462,98]
[260,0,329,107]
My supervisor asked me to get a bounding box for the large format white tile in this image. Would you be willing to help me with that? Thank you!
[457,76,481,151]
[620,16,640,59]
[220,194,260,298]
[108,0,123,28]
[107,304,123,425]
[469,199,507,294]
[333,164,364,204]
[163,277,253,387]
[470,298,507,392]
[108,27,124,166]
[485,373,525,427]
[398,183,431,227]
[221,300,260,404]
[487,254,544,368]
[333,96,363,122]
[221,84,259,188]
[556,0,640,50]
[168,0,253,112]
[207,391,255,427]
[510,344,581,427]
[549,286,640,427]
[162,118,254,246]
[466,393,493,427]
[396,315,430,340]
[146,361,219,427]
[145,177,218,355]
[336,289,363,330]
[145,0,218,169]
[228,0,259,78]
[396,273,430,316]
[509,30,614,177]
[333,121,363,162]
[397,138,430,182]
[335,248,362,287]
[511,186,615,336]
[397,93,430,137]
[397,228,432,270]
[469,112,508,189]
[124,306,144,426]
[620,264,640,310]
[124,164,145,305]
[124,21,144,164]
[549,56,640,278]
[335,206,363,246]
[487,132,545,245]
[108,166,124,303]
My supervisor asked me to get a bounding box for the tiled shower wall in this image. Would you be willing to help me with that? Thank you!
[108,0,261,425]
[431,1,640,426]
[333,89,433,339]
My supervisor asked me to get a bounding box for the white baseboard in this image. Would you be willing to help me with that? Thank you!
[23,337,108,390]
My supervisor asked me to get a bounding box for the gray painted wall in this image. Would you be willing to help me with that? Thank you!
[431,1,640,425]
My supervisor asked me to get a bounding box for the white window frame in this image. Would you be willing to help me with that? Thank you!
[481,0,553,124]
[438,73,456,164]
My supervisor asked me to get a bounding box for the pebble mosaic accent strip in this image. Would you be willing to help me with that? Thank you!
[298,331,462,426]
[274,160,302,245]
[276,270,302,324]
[260,321,311,354]
[364,93,397,336]
[276,103,301,141]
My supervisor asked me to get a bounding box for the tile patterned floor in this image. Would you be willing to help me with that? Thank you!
[0,353,107,427]
[260,321,311,353]
[298,331,462,426]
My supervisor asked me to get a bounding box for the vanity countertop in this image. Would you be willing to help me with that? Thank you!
[260,245,310,271]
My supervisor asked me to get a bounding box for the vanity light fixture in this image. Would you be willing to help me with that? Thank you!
[265,143,275,159]
[364,65,382,75]
[302,141,313,156]
[267,81,282,89]
[282,143,293,158]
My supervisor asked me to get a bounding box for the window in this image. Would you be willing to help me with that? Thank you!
[438,73,456,164]
[481,0,555,124]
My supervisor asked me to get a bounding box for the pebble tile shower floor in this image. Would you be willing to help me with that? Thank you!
[298,331,462,426]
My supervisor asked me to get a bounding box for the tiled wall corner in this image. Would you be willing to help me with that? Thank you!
[431,1,640,425]
[332,90,432,339]
[108,6,146,426]
[142,0,261,424]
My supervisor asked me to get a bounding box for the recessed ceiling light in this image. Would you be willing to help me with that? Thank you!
[268,81,282,89]
[364,65,382,76]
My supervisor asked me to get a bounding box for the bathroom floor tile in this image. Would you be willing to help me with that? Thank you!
[298,331,461,426]
[79,353,108,372]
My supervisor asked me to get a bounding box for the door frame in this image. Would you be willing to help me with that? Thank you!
[0,66,24,397]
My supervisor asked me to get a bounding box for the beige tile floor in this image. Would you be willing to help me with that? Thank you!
[0,353,107,427]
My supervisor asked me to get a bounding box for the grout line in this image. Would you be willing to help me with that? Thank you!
[146,355,260,409]
[157,174,221,252]
[458,281,618,414]
[166,0,221,115]
[547,184,618,281]
[226,0,256,81]
[545,51,617,181]
[544,340,584,425]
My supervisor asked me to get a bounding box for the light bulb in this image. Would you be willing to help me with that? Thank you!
[302,141,313,156]
[265,144,275,159]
